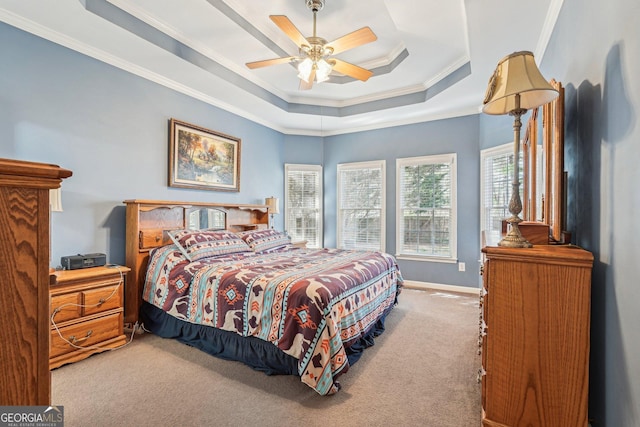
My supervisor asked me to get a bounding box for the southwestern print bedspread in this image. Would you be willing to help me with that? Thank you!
[143,246,403,395]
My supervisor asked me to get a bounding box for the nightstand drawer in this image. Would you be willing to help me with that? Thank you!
[50,312,122,358]
[51,292,82,323]
[83,284,122,316]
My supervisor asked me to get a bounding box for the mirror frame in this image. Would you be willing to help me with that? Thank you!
[522,79,565,242]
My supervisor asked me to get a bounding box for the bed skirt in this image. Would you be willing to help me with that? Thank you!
[139,301,392,377]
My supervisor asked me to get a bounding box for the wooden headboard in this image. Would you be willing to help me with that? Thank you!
[123,199,270,324]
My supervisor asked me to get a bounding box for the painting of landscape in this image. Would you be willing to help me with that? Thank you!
[169,119,240,191]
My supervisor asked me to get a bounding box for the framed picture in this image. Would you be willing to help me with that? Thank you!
[168,118,241,192]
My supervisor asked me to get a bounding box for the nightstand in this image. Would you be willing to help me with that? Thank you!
[49,265,130,369]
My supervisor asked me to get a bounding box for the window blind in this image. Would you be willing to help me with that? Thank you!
[397,154,457,260]
[285,164,322,248]
[337,161,385,251]
[480,144,521,236]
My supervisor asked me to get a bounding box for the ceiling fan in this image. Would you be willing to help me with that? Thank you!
[246,0,377,90]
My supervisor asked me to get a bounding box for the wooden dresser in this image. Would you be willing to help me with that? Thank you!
[50,266,129,369]
[479,244,593,427]
[0,158,71,406]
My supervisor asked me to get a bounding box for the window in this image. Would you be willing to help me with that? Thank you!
[396,154,457,261]
[480,143,524,238]
[284,164,323,248]
[337,161,385,251]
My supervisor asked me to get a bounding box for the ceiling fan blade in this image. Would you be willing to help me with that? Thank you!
[299,69,316,90]
[270,15,308,48]
[331,59,373,82]
[246,56,296,69]
[325,27,377,55]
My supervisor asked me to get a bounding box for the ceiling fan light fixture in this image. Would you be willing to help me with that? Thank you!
[246,1,376,89]
[297,57,314,82]
[300,44,311,55]
[315,58,332,82]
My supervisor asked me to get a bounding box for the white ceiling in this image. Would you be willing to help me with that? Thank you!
[0,0,563,136]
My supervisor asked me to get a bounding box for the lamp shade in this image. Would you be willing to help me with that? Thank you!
[482,51,558,115]
[265,196,280,214]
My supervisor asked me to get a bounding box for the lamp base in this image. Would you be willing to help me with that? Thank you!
[498,218,533,248]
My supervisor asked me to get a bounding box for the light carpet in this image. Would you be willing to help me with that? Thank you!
[52,288,481,427]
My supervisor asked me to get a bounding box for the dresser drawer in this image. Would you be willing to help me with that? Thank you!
[83,284,122,316]
[51,292,82,323]
[50,312,122,358]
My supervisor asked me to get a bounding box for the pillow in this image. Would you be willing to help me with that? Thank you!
[168,229,251,262]
[237,229,292,253]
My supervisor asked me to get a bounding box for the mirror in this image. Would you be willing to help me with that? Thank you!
[522,79,565,242]
[187,207,226,230]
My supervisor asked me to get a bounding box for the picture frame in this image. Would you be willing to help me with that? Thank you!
[168,118,241,192]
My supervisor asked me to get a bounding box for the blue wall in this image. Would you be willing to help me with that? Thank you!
[323,116,481,286]
[1,22,482,286]
[549,0,640,425]
[283,134,323,165]
[3,0,640,421]
[478,0,640,424]
[0,22,286,265]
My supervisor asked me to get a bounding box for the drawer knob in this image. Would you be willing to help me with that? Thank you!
[69,329,93,344]
[97,298,106,306]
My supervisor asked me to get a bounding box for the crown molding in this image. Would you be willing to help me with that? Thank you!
[535,0,564,60]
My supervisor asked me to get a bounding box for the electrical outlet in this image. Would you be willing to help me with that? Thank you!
[458,262,465,272]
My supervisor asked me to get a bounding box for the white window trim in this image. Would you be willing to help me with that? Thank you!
[480,143,512,230]
[479,143,512,245]
[395,153,457,262]
[336,160,386,251]
[284,163,323,248]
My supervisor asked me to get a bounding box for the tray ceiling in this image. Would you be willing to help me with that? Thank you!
[0,0,562,135]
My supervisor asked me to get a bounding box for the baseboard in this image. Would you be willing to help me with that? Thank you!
[402,280,480,295]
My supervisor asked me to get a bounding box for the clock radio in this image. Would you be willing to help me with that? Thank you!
[60,253,107,270]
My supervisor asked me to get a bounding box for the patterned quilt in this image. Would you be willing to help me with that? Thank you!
[143,245,403,395]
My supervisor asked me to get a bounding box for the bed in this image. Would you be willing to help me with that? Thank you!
[124,199,403,395]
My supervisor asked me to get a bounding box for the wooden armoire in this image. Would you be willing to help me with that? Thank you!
[480,243,593,426]
[0,158,72,405]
